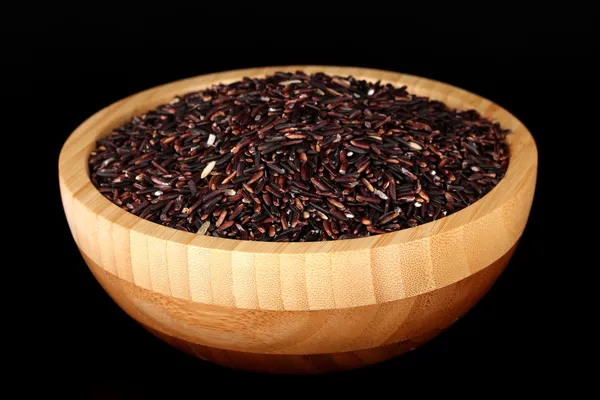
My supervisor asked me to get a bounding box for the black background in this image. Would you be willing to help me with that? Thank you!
[7,8,597,396]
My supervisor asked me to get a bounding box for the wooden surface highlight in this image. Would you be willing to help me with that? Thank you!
[59,66,537,373]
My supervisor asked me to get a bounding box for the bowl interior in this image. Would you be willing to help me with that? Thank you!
[59,65,537,255]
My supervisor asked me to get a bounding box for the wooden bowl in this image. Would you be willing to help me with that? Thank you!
[58,66,537,374]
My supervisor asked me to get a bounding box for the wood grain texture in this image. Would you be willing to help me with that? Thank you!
[84,243,514,373]
[58,66,537,373]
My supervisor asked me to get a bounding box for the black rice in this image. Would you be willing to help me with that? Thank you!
[89,71,510,242]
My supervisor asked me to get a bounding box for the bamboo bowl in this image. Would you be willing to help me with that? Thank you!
[59,66,537,374]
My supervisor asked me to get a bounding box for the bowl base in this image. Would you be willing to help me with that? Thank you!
[143,324,437,374]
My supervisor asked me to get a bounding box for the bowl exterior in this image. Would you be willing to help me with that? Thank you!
[81,243,516,373]
[59,66,537,373]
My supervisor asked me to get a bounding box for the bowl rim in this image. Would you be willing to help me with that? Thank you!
[58,65,537,255]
